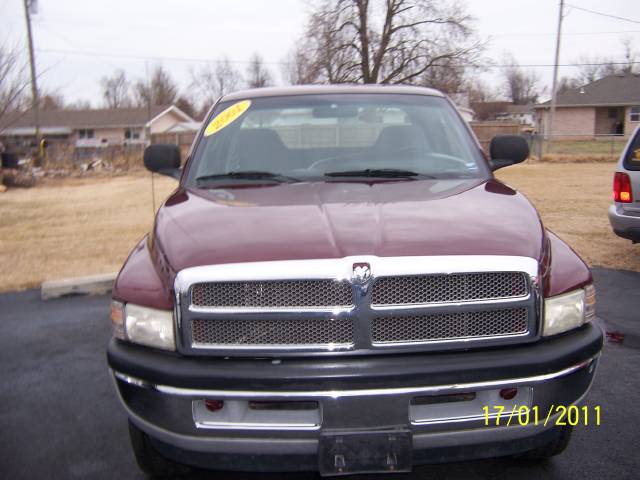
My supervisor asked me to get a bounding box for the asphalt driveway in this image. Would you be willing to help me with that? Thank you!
[0,267,638,479]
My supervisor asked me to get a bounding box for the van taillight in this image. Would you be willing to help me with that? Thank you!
[613,172,632,203]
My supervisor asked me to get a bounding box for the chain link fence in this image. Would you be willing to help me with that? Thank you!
[469,122,625,162]
[527,134,626,162]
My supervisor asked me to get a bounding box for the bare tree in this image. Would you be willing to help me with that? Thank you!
[0,44,30,132]
[418,56,470,93]
[282,47,322,85]
[621,36,637,74]
[66,99,92,110]
[465,78,497,104]
[283,8,356,84]
[501,55,542,104]
[214,58,243,95]
[290,0,483,85]
[246,53,272,88]
[175,96,197,119]
[135,64,179,107]
[190,58,243,109]
[40,92,65,110]
[574,56,617,85]
[101,69,132,108]
[556,76,580,95]
[570,39,636,85]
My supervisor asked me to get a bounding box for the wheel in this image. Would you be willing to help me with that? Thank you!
[517,425,573,460]
[128,420,192,477]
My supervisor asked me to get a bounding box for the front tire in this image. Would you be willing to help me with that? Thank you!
[128,420,192,477]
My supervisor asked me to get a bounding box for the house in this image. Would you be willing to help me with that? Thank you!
[470,101,512,122]
[164,121,202,134]
[0,105,195,151]
[469,101,534,125]
[494,105,535,126]
[535,72,640,139]
[448,93,475,122]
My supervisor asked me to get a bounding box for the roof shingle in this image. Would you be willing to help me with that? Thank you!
[1,105,172,130]
[537,72,640,108]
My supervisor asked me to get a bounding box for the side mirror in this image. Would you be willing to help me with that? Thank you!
[489,135,529,171]
[143,144,181,179]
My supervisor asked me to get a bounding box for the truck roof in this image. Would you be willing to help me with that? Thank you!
[222,84,445,102]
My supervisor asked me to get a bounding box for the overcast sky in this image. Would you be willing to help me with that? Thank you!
[2,0,639,107]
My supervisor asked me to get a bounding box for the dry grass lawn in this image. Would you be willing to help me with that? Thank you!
[497,163,638,272]
[0,173,176,293]
[547,139,626,156]
[0,163,637,293]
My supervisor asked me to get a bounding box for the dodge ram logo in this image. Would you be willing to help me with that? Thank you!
[352,263,371,284]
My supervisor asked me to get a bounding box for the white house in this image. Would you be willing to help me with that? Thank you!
[0,105,195,150]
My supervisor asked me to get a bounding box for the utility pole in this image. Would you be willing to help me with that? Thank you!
[145,61,156,216]
[548,0,564,153]
[23,0,42,165]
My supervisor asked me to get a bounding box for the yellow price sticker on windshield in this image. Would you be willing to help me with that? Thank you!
[204,100,251,136]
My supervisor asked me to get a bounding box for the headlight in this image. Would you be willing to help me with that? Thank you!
[110,300,176,351]
[543,284,595,337]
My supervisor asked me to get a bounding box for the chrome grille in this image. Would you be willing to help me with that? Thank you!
[371,308,528,344]
[178,257,538,356]
[191,280,353,308]
[371,272,528,306]
[191,318,354,347]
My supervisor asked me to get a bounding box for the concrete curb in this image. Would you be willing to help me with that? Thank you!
[41,273,117,300]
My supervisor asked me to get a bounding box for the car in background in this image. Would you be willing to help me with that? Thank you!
[609,126,640,243]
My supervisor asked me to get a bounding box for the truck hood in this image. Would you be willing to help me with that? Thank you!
[153,178,545,275]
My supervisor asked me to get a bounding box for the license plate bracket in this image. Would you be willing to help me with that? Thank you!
[318,428,412,476]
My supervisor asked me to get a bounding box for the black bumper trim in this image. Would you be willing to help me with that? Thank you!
[149,423,566,472]
[107,323,603,391]
[614,228,640,242]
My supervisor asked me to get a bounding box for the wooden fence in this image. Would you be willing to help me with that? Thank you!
[150,123,525,158]
[470,122,523,152]
[151,132,197,161]
[151,132,196,148]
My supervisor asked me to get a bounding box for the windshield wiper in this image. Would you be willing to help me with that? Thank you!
[196,171,301,184]
[323,168,436,179]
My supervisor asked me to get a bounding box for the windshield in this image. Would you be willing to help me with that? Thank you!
[186,93,487,186]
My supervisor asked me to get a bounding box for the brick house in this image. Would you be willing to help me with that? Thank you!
[535,72,640,139]
[0,105,195,152]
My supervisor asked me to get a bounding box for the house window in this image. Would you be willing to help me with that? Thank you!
[631,106,640,122]
[124,128,141,140]
[78,129,94,139]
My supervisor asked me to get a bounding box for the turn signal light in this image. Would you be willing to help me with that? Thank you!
[499,388,518,400]
[110,300,125,340]
[613,172,632,203]
[204,399,224,412]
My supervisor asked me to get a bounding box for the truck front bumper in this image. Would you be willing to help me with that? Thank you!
[108,323,603,473]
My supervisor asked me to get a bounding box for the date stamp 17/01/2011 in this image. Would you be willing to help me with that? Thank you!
[483,405,601,427]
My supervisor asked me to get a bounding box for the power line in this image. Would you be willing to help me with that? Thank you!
[35,47,640,69]
[9,17,640,38]
[36,48,285,66]
[565,4,640,24]
[6,16,299,35]
[490,29,640,38]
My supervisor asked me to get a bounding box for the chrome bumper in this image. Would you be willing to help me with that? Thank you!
[112,355,598,458]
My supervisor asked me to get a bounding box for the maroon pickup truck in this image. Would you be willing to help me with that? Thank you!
[108,85,602,477]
